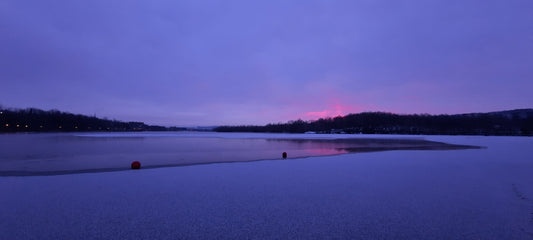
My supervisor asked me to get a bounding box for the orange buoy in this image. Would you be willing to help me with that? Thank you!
[282,152,287,159]
[131,161,141,169]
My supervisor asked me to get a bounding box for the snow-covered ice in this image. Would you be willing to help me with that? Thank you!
[1,134,532,239]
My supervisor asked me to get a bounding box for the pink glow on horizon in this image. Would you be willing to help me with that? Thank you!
[300,102,366,121]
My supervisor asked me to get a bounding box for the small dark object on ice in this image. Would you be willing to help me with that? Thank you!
[131,161,141,169]
[282,152,287,159]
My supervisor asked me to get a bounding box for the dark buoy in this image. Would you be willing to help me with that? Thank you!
[282,152,287,159]
[131,161,141,169]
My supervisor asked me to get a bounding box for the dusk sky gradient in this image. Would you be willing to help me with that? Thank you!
[1,0,532,126]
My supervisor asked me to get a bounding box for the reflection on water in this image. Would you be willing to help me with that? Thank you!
[0,133,479,176]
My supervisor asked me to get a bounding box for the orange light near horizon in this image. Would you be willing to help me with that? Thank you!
[16,124,20,127]
[25,125,28,128]
[59,126,62,129]
[4,124,8,127]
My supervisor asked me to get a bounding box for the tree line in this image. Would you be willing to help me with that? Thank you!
[215,109,533,136]
[0,107,184,133]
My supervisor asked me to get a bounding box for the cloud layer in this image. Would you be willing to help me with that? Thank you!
[1,0,532,125]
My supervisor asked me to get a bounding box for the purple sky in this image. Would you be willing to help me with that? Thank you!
[1,1,532,126]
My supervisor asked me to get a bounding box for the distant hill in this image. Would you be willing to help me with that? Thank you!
[215,109,533,136]
[0,107,185,133]
[3,107,531,136]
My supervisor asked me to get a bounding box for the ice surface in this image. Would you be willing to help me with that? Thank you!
[1,135,533,239]
[0,133,478,176]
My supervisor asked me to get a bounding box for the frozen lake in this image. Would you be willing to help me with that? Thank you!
[0,132,477,176]
[1,132,532,239]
